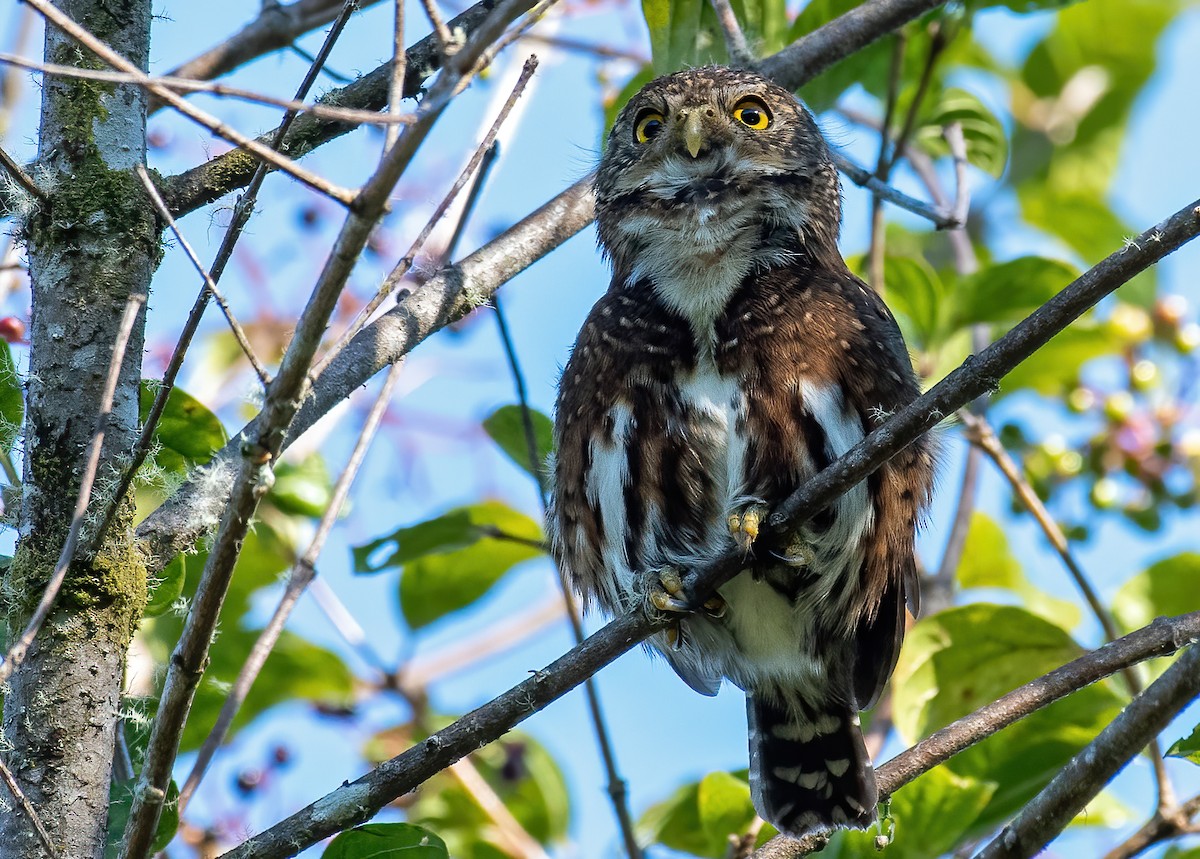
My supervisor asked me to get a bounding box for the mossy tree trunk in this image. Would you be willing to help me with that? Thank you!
[0,1,155,856]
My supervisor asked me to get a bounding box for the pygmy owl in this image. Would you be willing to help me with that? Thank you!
[550,67,936,836]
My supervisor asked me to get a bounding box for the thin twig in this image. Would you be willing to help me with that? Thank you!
[708,0,753,66]
[866,31,905,291]
[23,0,358,206]
[974,643,1200,859]
[448,758,552,859]
[755,614,1200,858]
[0,294,143,685]
[0,143,44,202]
[121,3,542,851]
[418,0,456,52]
[960,411,1177,808]
[307,576,395,675]
[0,754,58,858]
[90,0,360,557]
[219,196,1200,859]
[314,56,538,376]
[1103,794,1200,859]
[493,288,643,859]
[831,150,959,229]
[385,0,407,151]
[149,0,387,112]
[177,363,402,812]
[944,121,970,227]
[0,53,420,128]
[134,166,272,387]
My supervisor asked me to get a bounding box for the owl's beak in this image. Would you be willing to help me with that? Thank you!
[682,112,706,159]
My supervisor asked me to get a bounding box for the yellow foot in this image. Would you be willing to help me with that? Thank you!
[779,532,816,568]
[645,566,726,618]
[728,502,770,553]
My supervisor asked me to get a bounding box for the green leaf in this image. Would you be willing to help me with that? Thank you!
[641,0,787,73]
[483,405,554,480]
[997,321,1122,397]
[892,604,1124,832]
[697,771,756,844]
[0,341,23,456]
[879,255,947,350]
[138,381,228,474]
[106,779,178,858]
[824,768,995,859]
[144,553,186,617]
[323,823,449,859]
[1112,553,1200,681]
[639,772,753,858]
[399,727,570,850]
[1112,553,1200,634]
[180,628,356,752]
[789,0,894,112]
[917,88,1008,178]
[269,453,333,517]
[951,257,1080,332]
[955,512,1081,630]
[354,502,545,630]
[1166,723,1200,766]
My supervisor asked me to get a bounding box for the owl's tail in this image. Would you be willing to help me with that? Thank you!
[746,692,877,836]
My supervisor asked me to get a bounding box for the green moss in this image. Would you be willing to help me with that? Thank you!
[49,43,112,161]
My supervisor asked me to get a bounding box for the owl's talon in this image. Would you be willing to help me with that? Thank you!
[646,565,693,614]
[729,503,770,552]
[702,595,727,618]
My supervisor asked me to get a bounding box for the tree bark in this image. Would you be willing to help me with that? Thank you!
[0,1,155,856]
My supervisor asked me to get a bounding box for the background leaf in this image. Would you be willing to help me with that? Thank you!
[322,823,449,859]
[0,341,23,455]
[483,405,554,480]
[1166,723,1200,767]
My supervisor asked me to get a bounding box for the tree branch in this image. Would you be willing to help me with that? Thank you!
[158,0,523,216]
[752,613,1200,858]
[148,0,386,114]
[214,196,1200,857]
[975,643,1200,859]
[136,0,960,573]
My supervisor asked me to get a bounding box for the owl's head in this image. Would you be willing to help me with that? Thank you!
[595,67,842,273]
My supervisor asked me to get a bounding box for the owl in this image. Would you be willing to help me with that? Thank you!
[550,67,936,836]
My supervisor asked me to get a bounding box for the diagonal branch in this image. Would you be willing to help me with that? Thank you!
[158,0,525,216]
[23,0,357,206]
[214,198,1200,858]
[158,0,949,217]
[136,0,960,573]
[752,613,1200,858]
[148,0,386,114]
[119,1,543,852]
[974,642,1200,859]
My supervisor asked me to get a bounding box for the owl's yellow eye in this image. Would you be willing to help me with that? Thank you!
[732,99,771,130]
[635,111,665,144]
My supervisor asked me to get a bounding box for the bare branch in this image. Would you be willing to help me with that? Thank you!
[23,0,358,206]
[0,53,421,128]
[216,199,1200,857]
[315,56,539,375]
[0,754,58,858]
[975,643,1200,859]
[120,2,545,851]
[831,151,959,229]
[753,613,1200,858]
[158,0,531,217]
[759,0,946,91]
[1103,794,1200,859]
[0,294,144,685]
[177,363,401,812]
[149,0,386,114]
[448,758,552,859]
[385,0,407,152]
[0,143,44,203]
[92,0,360,557]
[418,0,456,53]
[133,166,272,387]
[708,0,753,67]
